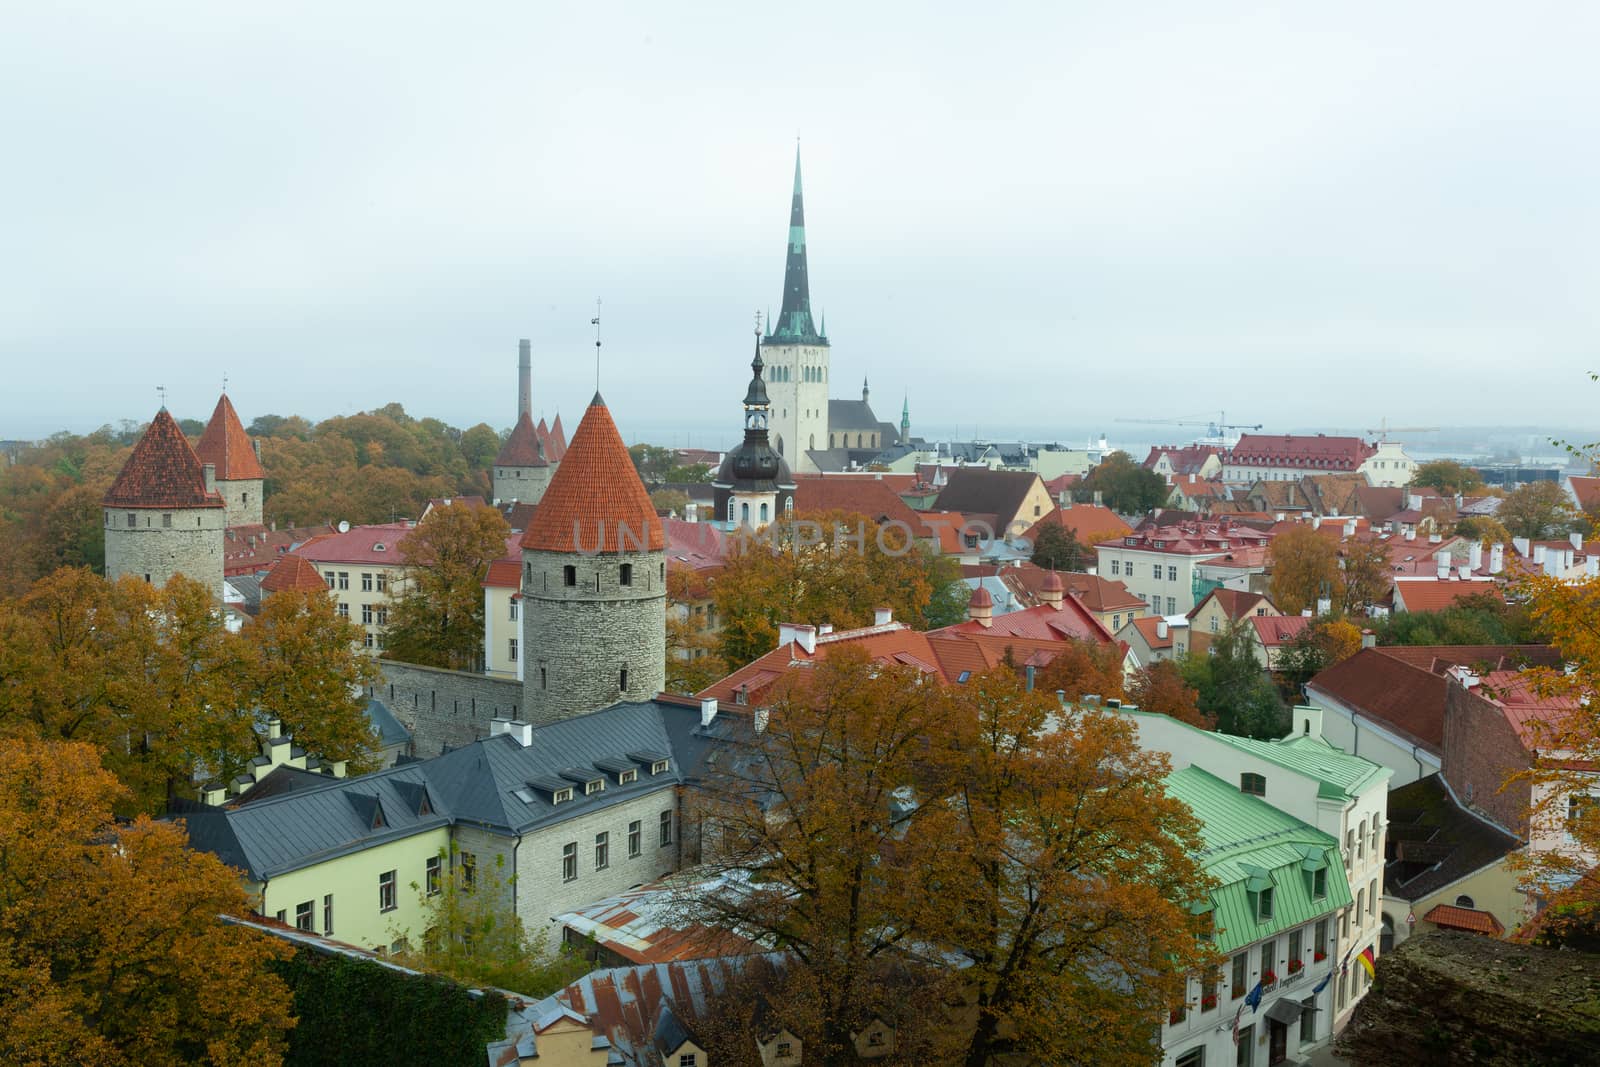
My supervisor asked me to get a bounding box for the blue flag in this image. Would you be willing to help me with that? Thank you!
[1312,971,1331,995]
[1245,980,1264,1012]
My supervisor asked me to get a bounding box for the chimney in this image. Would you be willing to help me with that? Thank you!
[1344,518,1357,537]
[508,720,534,746]
[778,623,817,654]
[1301,608,1313,618]
[1458,565,1472,580]
[1544,552,1562,577]
[1489,543,1505,574]
[1533,544,1547,566]
[967,587,994,628]
[1573,531,1585,551]
[203,462,216,493]
[1040,576,1064,610]
[1361,628,1377,649]
[1025,664,1036,692]
[1156,619,1169,640]
[1316,596,1332,615]
[1408,491,1422,510]
[818,623,834,635]
[268,718,282,740]
[684,501,698,523]
[489,717,512,737]
[700,698,718,727]
[874,606,894,626]
[1513,536,1531,557]
[1436,556,1450,580]
[1093,490,1103,507]
[1428,532,1442,544]
[518,339,533,420]
[1469,541,1483,571]
[1587,555,1599,579]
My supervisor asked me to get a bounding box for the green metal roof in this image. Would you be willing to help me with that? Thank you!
[1210,730,1389,800]
[1166,766,1353,955]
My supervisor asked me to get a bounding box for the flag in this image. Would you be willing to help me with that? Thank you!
[1244,980,1263,1013]
[1358,946,1377,978]
[1312,970,1331,995]
[1338,945,1355,976]
[1231,1004,1244,1046]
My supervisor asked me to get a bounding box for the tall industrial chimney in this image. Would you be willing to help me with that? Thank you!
[517,338,532,420]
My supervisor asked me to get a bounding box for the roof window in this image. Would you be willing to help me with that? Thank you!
[552,787,574,804]
[651,759,670,775]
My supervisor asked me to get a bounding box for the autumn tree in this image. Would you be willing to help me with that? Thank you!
[1337,537,1393,615]
[0,739,296,1064]
[1268,524,1340,615]
[929,668,1216,1065]
[1028,520,1088,571]
[1031,638,1126,703]
[1453,514,1512,546]
[1411,459,1485,495]
[1181,620,1287,738]
[1128,658,1211,728]
[665,568,728,696]
[1072,450,1168,515]
[384,502,512,670]
[1275,618,1365,695]
[1499,480,1575,540]
[240,588,382,775]
[711,509,942,667]
[688,648,955,1057]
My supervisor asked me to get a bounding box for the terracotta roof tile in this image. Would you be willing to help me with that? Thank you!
[1422,904,1505,936]
[221,523,335,576]
[194,394,265,480]
[1571,476,1600,512]
[521,396,664,554]
[547,413,568,462]
[260,554,330,593]
[793,476,925,533]
[103,408,225,509]
[1250,614,1310,647]
[296,522,412,566]
[1393,578,1503,613]
[495,412,548,467]
[1021,504,1132,544]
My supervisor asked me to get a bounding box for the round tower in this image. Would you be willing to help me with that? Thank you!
[520,394,665,723]
[102,407,226,593]
[493,411,552,505]
[194,393,265,527]
[713,332,796,531]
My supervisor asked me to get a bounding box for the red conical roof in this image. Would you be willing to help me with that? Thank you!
[195,394,265,480]
[103,408,225,509]
[969,586,994,608]
[547,413,568,462]
[521,395,664,554]
[495,411,548,467]
[261,553,328,593]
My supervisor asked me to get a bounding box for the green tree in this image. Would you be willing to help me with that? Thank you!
[627,443,678,483]
[1411,459,1485,495]
[1499,480,1575,539]
[1369,594,1540,647]
[1072,451,1168,515]
[649,487,691,515]
[1180,621,1287,738]
[923,559,971,629]
[1028,521,1088,571]
[384,503,512,670]
[458,422,501,472]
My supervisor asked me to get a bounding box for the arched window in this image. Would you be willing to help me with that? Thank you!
[856,433,862,448]
[728,499,737,523]
[809,434,815,450]
[740,502,750,525]
[759,502,769,524]
[1455,894,1475,909]
[784,496,794,514]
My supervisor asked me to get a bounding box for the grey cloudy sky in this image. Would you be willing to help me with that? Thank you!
[4,1,1598,448]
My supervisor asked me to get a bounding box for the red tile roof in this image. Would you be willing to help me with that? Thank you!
[482,533,527,590]
[1422,904,1505,936]
[1572,476,1600,512]
[1393,578,1504,613]
[1250,614,1310,647]
[547,413,568,462]
[1021,504,1132,545]
[495,412,548,467]
[943,597,1112,643]
[1127,615,1176,650]
[296,522,412,566]
[1224,433,1376,471]
[1476,669,1584,753]
[195,394,265,480]
[522,396,664,554]
[221,523,336,576]
[260,554,330,593]
[1190,588,1273,622]
[793,476,926,534]
[103,408,226,509]
[1143,444,1221,475]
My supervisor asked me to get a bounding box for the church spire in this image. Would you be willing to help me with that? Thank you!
[901,393,910,440]
[765,144,827,346]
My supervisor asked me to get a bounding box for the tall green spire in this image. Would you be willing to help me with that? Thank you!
[765,144,827,346]
[900,393,910,439]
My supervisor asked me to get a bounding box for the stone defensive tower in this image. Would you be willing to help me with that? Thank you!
[102,407,226,592]
[194,393,265,527]
[761,145,831,474]
[519,394,665,724]
[494,411,552,505]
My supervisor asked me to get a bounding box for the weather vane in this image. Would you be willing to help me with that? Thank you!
[222,372,228,394]
[156,384,167,409]
[591,297,602,392]
[754,309,763,338]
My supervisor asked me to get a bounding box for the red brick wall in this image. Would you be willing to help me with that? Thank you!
[1443,679,1531,836]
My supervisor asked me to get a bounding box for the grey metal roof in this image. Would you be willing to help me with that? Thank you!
[828,398,882,432]
[179,700,718,882]
[365,697,413,749]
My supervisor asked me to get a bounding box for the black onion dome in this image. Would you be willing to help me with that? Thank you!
[716,435,793,492]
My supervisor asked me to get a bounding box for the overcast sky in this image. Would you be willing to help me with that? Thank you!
[4,2,1599,449]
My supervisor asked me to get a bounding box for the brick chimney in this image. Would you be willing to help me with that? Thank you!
[1040,570,1064,611]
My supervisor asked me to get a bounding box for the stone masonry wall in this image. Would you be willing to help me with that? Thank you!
[494,464,551,506]
[217,477,263,527]
[521,547,666,725]
[374,660,524,758]
[103,505,224,592]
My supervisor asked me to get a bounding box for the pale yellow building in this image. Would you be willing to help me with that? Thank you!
[297,522,412,655]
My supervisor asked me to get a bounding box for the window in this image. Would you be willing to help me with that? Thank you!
[324,570,335,588]
[1257,887,1274,922]
[426,855,442,896]
[1176,1048,1205,1067]
[364,633,374,649]
[585,779,604,795]
[619,667,628,691]
[509,600,518,621]
[540,667,547,689]
[867,1031,885,1047]
[629,820,642,857]
[1340,907,1350,940]
[1312,867,1327,899]
[563,565,576,587]
[1455,894,1475,908]
[1111,559,1120,575]
[1288,929,1302,971]
[1356,888,1365,921]
[376,573,387,592]
[1369,878,1378,917]
[323,894,334,934]
[1240,772,1266,796]
[295,900,314,931]
[1314,919,1328,960]
[1357,818,1367,859]
[1111,614,1121,630]
[777,1041,793,1058]
[162,512,172,528]
[275,909,286,923]
[679,1056,697,1067]
[1232,953,1248,998]
[337,603,349,619]
[1259,938,1276,985]
[126,512,136,527]
[619,769,637,784]
[362,572,373,592]
[660,810,674,847]
[651,759,670,774]
[562,842,578,882]
[1167,596,1176,614]
[508,638,518,661]
[1168,565,1178,581]
[620,563,633,586]
[1299,995,1317,1044]
[376,606,387,626]
[338,571,349,590]
[1153,563,1162,579]
[379,870,397,912]
[362,604,373,625]
[594,832,609,870]
[552,787,573,804]
[460,852,476,892]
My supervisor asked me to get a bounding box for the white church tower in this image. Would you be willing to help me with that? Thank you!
[761,147,831,475]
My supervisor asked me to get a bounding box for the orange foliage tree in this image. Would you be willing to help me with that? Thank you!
[0,739,295,1064]
[383,501,512,671]
[1032,638,1126,703]
[1128,658,1212,728]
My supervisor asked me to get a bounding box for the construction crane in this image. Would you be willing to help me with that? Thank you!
[1115,411,1263,446]
[1366,418,1440,442]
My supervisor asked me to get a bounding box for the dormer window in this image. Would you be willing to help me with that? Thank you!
[1240,772,1266,797]
[552,787,573,804]
[1312,867,1327,899]
[585,779,604,795]
[1257,886,1274,921]
[651,759,670,775]
[618,769,637,785]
